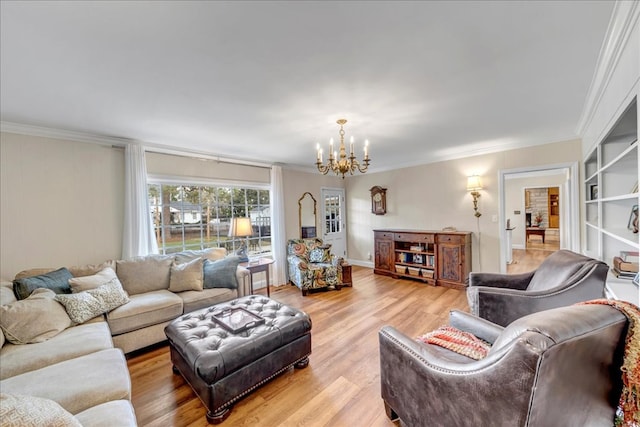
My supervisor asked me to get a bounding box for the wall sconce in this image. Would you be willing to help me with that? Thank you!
[467,175,483,218]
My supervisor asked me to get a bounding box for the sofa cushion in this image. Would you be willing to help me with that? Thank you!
[169,257,204,292]
[55,279,130,324]
[174,247,227,264]
[74,400,137,427]
[116,255,173,295]
[68,260,116,278]
[0,289,72,345]
[0,393,82,427]
[203,257,241,289]
[13,268,73,300]
[0,321,113,380]
[178,287,237,313]
[106,290,183,335]
[0,348,131,415]
[68,267,118,292]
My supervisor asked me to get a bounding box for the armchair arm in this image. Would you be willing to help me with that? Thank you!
[468,271,534,290]
[287,255,309,270]
[448,310,503,344]
[379,325,541,426]
[469,273,606,327]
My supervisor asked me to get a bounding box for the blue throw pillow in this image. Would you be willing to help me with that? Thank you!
[13,267,73,300]
[203,257,241,289]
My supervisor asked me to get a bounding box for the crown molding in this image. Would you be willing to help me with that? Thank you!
[1,121,132,146]
[1,121,273,169]
[576,1,640,136]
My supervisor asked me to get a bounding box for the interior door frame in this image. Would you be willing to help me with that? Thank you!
[498,162,580,273]
[320,187,347,258]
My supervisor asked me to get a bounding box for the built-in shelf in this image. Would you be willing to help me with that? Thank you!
[583,98,639,305]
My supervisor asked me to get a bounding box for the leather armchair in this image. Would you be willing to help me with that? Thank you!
[286,238,342,295]
[379,305,627,427]
[467,250,608,326]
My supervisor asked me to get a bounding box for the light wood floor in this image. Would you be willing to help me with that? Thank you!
[126,267,469,427]
[507,248,555,274]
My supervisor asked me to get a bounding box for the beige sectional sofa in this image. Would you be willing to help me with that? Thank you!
[0,248,250,426]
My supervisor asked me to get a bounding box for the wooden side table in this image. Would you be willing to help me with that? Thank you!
[341,262,353,287]
[240,258,275,297]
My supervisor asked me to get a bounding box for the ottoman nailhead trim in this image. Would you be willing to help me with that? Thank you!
[212,354,310,413]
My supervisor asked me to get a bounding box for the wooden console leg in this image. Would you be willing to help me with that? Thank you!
[207,406,232,424]
[294,356,309,369]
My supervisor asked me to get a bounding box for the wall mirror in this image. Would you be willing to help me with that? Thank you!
[298,192,317,238]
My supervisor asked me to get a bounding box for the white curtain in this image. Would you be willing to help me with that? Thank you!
[122,143,158,259]
[270,165,287,286]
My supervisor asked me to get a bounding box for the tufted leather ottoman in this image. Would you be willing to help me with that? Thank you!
[165,295,312,424]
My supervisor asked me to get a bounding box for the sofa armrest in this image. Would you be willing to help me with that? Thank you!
[448,310,503,344]
[236,266,251,297]
[468,271,533,290]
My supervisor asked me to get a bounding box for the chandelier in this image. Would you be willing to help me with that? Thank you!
[316,119,370,178]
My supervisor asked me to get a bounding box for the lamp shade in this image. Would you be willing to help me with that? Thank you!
[228,217,253,237]
[467,175,482,191]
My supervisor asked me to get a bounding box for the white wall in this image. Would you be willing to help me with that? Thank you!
[0,130,582,280]
[0,132,124,280]
[344,139,582,273]
[281,169,344,242]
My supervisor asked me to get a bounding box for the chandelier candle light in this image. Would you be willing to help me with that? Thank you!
[316,119,370,178]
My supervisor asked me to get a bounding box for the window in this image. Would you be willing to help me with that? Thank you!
[148,183,271,256]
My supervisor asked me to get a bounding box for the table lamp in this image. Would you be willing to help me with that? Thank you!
[228,217,253,262]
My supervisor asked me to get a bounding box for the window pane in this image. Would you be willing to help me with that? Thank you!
[149,182,272,258]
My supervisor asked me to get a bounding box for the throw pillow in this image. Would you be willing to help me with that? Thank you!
[55,278,129,324]
[168,257,204,292]
[417,325,491,360]
[116,255,173,295]
[309,248,325,263]
[0,288,72,345]
[68,260,116,278]
[0,393,82,427]
[174,248,227,264]
[68,267,118,293]
[13,268,73,300]
[203,256,241,289]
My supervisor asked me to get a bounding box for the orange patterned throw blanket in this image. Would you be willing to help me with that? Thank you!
[417,326,491,360]
[579,299,640,427]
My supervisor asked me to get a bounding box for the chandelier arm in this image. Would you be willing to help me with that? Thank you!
[356,159,370,173]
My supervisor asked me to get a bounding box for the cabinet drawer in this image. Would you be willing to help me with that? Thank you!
[437,234,465,244]
[375,231,394,240]
[394,233,435,243]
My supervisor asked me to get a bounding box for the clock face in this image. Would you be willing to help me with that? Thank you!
[373,193,382,202]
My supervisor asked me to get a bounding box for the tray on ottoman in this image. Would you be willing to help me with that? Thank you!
[165,295,312,424]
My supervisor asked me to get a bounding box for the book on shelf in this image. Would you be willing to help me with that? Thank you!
[613,256,639,273]
[611,267,637,279]
[620,251,639,263]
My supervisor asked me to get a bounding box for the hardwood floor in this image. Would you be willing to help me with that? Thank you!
[126,267,469,426]
[507,248,555,274]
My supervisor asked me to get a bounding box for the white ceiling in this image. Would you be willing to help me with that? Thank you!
[0,1,614,172]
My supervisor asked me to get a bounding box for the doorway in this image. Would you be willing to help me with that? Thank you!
[499,162,580,273]
[523,186,561,252]
[321,187,346,258]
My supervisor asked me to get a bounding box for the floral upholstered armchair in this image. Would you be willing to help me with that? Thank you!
[287,238,343,295]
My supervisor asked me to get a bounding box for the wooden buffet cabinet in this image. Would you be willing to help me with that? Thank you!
[374,229,472,289]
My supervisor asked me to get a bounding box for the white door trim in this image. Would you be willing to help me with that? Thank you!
[498,162,580,273]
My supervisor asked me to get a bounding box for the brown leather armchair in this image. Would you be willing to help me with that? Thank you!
[379,305,627,427]
[467,250,608,326]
